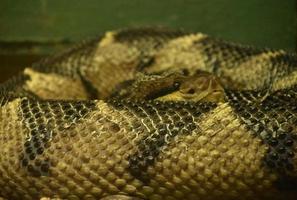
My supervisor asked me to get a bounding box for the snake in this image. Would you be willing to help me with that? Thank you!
[0,27,297,200]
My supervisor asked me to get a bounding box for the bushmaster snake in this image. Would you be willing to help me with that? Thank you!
[0,28,297,199]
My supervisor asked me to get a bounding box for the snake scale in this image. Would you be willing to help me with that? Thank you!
[0,27,297,200]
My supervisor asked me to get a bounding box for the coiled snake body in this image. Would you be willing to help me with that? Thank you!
[0,28,297,200]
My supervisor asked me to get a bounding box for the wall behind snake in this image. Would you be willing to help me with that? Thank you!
[0,0,296,82]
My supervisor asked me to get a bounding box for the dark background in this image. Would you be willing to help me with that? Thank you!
[0,0,296,82]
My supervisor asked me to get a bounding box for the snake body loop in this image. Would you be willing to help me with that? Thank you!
[0,28,297,200]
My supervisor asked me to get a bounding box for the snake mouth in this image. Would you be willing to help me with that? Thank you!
[157,89,225,103]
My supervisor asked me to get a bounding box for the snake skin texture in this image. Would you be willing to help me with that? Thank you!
[0,27,297,200]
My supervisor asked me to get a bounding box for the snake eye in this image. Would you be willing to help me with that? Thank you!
[173,81,181,89]
[182,69,189,76]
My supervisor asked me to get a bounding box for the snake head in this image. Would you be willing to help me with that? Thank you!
[111,69,225,103]
[157,70,225,103]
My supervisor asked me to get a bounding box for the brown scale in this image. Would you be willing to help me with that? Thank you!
[270,53,297,76]
[200,38,297,92]
[108,70,225,182]
[196,37,265,69]
[157,33,297,91]
[32,37,101,79]
[108,99,216,183]
[115,28,186,71]
[225,88,297,190]
[114,27,186,43]
[19,98,96,176]
[0,74,40,107]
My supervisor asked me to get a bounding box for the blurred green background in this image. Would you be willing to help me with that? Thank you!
[0,0,296,82]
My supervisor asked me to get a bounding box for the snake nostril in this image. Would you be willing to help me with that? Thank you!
[187,88,195,94]
[182,69,189,76]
